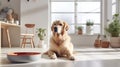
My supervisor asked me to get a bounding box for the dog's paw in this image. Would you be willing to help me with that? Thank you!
[69,56,75,60]
[49,53,57,59]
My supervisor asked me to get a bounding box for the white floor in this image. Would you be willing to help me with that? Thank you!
[1,48,120,67]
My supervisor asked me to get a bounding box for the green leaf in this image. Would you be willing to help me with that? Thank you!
[105,13,120,37]
[37,28,46,40]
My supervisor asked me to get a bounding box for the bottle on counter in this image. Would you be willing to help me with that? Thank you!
[94,34,101,48]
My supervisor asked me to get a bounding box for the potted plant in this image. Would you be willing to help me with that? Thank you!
[86,20,94,26]
[36,28,46,48]
[76,26,83,35]
[105,13,120,48]
[86,20,94,35]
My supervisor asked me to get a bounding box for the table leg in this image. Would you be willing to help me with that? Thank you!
[5,28,11,48]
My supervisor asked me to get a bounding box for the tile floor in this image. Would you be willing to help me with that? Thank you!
[0,48,120,67]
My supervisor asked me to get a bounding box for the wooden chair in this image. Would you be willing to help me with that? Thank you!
[21,24,35,48]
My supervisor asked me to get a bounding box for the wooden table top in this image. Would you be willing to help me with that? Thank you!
[0,21,20,28]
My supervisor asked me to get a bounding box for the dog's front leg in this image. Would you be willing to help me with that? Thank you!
[47,50,57,59]
[65,50,75,60]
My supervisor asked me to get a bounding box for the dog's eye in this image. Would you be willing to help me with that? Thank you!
[54,24,56,25]
[59,24,62,26]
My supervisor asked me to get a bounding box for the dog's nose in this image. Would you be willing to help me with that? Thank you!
[54,27,58,32]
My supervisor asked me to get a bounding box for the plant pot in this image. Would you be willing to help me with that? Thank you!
[101,41,110,48]
[110,37,120,48]
[38,40,45,48]
[111,33,119,37]
[78,29,83,35]
[86,26,93,35]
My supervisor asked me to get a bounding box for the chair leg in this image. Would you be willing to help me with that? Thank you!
[21,37,35,48]
[23,38,27,48]
[21,38,25,48]
[32,38,35,48]
[30,39,34,48]
[22,38,26,48]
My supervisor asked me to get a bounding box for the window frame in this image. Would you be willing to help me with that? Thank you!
[50,0,103,35]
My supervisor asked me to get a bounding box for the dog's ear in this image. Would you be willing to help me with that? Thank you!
[51,22,54,31]
[63,22,69,31]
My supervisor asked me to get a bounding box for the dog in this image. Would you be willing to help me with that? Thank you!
[46,20,75,60]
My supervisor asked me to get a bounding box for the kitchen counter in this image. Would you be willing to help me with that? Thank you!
[1,48,120,67]
[1,21,20,48]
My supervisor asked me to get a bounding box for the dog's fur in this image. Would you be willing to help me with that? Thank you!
[46,20,75,60]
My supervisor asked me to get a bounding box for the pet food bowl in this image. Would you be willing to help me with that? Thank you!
[7,52,41,63]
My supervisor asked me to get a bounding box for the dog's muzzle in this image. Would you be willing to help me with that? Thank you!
[54,26,62,34]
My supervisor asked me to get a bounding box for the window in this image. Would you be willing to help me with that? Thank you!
[50,0,101,34]
[77,1,101,34]
[51,2,75,33]
[112,0,116,15]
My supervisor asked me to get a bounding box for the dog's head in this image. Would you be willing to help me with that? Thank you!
[51,20,69,35]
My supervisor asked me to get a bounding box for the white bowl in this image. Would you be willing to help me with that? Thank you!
[7,52,41,63]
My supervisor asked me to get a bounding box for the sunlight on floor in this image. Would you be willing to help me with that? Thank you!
[74,48,120,61]
[1,48,120,61]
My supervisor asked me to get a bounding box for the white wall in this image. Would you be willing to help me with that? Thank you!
[20,0,49,47]
[70,34,98,48]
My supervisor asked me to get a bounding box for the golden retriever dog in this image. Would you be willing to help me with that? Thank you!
[46,20,75,60]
